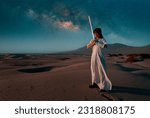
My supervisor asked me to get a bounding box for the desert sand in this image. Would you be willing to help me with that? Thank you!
[0,48,150,101]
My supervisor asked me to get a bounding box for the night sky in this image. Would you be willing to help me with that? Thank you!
[0,0,150,53]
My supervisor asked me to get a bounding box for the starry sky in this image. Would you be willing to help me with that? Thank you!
[0,0,150,53]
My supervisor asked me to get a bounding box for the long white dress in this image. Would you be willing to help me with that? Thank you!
[90,38,112,91]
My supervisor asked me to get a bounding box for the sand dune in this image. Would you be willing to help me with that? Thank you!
[0,45,150,100]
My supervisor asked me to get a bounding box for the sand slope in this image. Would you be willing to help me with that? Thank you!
[0,54,150,101]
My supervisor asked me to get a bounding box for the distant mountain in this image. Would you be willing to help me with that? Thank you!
[68,43,150,55]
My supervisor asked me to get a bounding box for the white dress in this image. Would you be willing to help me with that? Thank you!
[90,38,112,91]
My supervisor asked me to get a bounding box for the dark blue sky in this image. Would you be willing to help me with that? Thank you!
[0,0,150,53]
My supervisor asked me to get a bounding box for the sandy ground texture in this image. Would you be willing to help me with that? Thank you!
[0,54,150,101]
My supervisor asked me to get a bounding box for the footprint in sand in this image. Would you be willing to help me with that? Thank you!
[96,89,122,101]
[28,85,34,91]
[100,92,117,101]
[84,96,88,100]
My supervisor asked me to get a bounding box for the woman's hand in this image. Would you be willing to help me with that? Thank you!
[87,39,96,49]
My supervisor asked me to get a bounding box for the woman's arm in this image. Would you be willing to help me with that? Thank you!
[87,39,96,49]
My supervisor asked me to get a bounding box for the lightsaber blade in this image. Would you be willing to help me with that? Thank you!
[88,16,95,39]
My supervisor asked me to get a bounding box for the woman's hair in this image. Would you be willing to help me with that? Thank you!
[93,28,103,38]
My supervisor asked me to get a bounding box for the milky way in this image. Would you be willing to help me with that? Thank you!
[0,0,150,53]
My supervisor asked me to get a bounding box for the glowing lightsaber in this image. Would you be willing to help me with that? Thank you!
[88,16,95,39]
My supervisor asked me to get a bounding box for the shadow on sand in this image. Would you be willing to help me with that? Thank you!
[114,64,142,72]
[111,86,150,96]
[18,66,55,73]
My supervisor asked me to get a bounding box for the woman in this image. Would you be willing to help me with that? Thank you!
[87,28,112,91]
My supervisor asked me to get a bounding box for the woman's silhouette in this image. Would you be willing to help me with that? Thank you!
[87,28,112,91]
